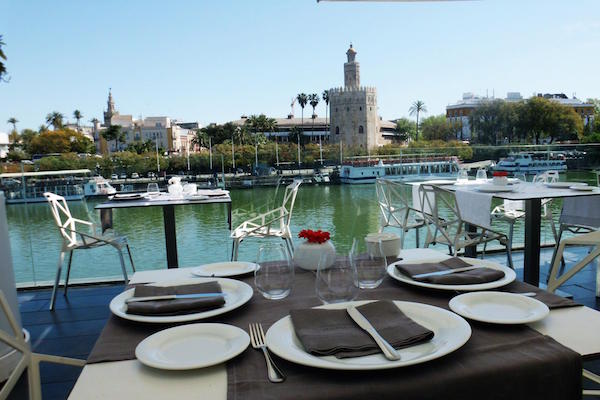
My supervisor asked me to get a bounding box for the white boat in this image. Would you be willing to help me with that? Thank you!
[0,169,90,204]
[494,152,567,175]
[83,176,117,197]
[339,157,460,184]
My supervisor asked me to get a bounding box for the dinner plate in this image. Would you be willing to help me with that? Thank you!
[476,185,514,193]
[265,300,471,370]
[109,277,253,323]
[449,291,549,324]
[387,256,516,291]
[110,193,145,201]
[197,189,230,197]
[183,194,209,200]
[545,182,587,188]
[424,179,456,185]
[570,185,597,191]
[135,323,250,370]
[190,261,258,277]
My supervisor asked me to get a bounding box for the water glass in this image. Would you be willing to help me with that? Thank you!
[350,238,387,289]
[316,253,358,304]
[147,183,160,196]
[514,173,526,182]
[255,243,294,300]
[457,169,469,183]
[475,169,487,182]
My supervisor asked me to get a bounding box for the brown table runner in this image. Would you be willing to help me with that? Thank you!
[88,268,583,400]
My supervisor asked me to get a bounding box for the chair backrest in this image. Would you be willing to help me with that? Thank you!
[376,179,417,230]
[560,196,600,229]
[43,192,78,247]
[533,171,559,184]
[419,184,463,246]
[280,180,302,230]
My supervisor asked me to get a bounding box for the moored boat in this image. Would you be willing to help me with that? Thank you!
[494,152,567,175]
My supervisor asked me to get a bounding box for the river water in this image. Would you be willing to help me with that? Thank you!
[6,171,598,286]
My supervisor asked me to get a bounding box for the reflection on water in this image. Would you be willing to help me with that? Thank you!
[6,171,598,285]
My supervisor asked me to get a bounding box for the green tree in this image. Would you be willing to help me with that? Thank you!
[395,117,416,142]
[28,128,94,154]
[420,115,453,141]
[409,100,427,141]
[518,97,583,144]
[0,35,7,83]
[7,117,18,133]
[322,89,330,131]
[296,93,308,145]
[45,111,64,130]
[126,139,155,154]
[73,110,83,131]
[101,125,125,153]
[19,129,38,155]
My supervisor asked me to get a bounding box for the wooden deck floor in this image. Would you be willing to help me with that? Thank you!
[14,247,600,399]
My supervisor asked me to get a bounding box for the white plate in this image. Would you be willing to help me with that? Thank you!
[545,182,587,188]
[570,185,597,191]
[265,300,471,370]
[424,179,456,185]
[190,261,258,277]
[476,185,514,193]
[109,277,253,323]
[135,323,250,370]
[387,256,516,291]
[184,194,209,200]
[449,291,549,324]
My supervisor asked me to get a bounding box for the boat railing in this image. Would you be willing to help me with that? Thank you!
[343,154,458,167]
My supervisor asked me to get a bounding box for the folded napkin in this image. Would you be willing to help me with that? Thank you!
[395,257,505,285]
[290,300,434,359]
[126,281,225,316]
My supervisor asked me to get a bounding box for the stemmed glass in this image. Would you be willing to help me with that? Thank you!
[255,243,294,300]
[147,183,160,197]
[514,173,527,183]
[350,238,387,289]
[316,252,358,304]
[457,169,469,184]
[476,169,488,182]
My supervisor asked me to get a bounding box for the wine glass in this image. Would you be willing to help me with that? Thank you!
[475,169,487,182]
[350,238,387,289]
[255,243,294,300]
[147,183,160,197]
[514,173,526,183]
[457,169,469,184]
[316,252,358,304]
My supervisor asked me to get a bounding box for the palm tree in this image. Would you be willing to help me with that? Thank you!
[0,35,7,83]
[45,111,64,130]
[296,93,308,151]
[7,117,17,133]
[322,90,330,131]
[309,94,322,164]
[73,110,83,131]
[408,100,427,141]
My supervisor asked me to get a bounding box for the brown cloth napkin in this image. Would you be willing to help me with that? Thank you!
[126,281,225,316]
[290,300,434,358]
[395,257,505,284]
[499,280,581,309]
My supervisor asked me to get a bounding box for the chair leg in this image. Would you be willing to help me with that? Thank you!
[548,244,600,293]
[506,223,515,269]
[232,239,240,261]
[64,250,74,296]
[117,249,128,284]
[549,227,564,276]
[415,228,420,248]
[126,244,136,272]
[50,251,65,311]
[28,356,42,400]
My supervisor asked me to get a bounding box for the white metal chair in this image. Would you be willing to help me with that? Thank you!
[230,180,302,261]
[420,184,514,267]
[488,171,559,262]
[0,290,85,400]
[44,192,135,311]
[375,179,425,248]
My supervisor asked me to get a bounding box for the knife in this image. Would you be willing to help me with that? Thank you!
[412,265,481,279]
[125,293,225,304]
[346,305,401,361]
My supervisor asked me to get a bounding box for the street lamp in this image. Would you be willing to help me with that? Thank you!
[232,128,238,172]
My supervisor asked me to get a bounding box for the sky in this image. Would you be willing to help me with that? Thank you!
[1,0,599,133]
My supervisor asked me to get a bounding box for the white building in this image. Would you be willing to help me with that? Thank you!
[95,90,197,154]
[0,132,8,159]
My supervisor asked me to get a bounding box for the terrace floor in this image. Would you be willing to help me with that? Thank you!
[11,247,600,399]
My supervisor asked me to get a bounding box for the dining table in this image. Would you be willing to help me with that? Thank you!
[422,179,600,286]
[95,191,232,268]
[68,248,600,400]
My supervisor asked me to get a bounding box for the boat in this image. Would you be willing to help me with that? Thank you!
[83,176,117,197]
[493,152,567,174]
[339,156,460,184]
[0,169,90,204]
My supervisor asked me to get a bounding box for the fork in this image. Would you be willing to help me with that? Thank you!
[249,323,286,383]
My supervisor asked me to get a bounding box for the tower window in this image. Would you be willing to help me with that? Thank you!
[358,125,364,134]
[346,107,349,112]
[335,126,340,135]
[336,108,338,112]
[359,107,362,111]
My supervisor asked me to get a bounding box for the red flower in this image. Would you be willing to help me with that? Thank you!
[298,229,330,244]
[493,171,508,177]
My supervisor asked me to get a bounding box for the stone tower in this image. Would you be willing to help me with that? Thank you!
[329,45,381,149]
[103,89,115,127]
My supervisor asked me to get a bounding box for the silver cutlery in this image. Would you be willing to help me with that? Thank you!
[412,265,482,279]
[125,293,225,303]
[249,323,285,383]
[346,305,401,361]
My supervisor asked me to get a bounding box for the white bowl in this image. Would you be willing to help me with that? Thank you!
[365,232,401,258]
